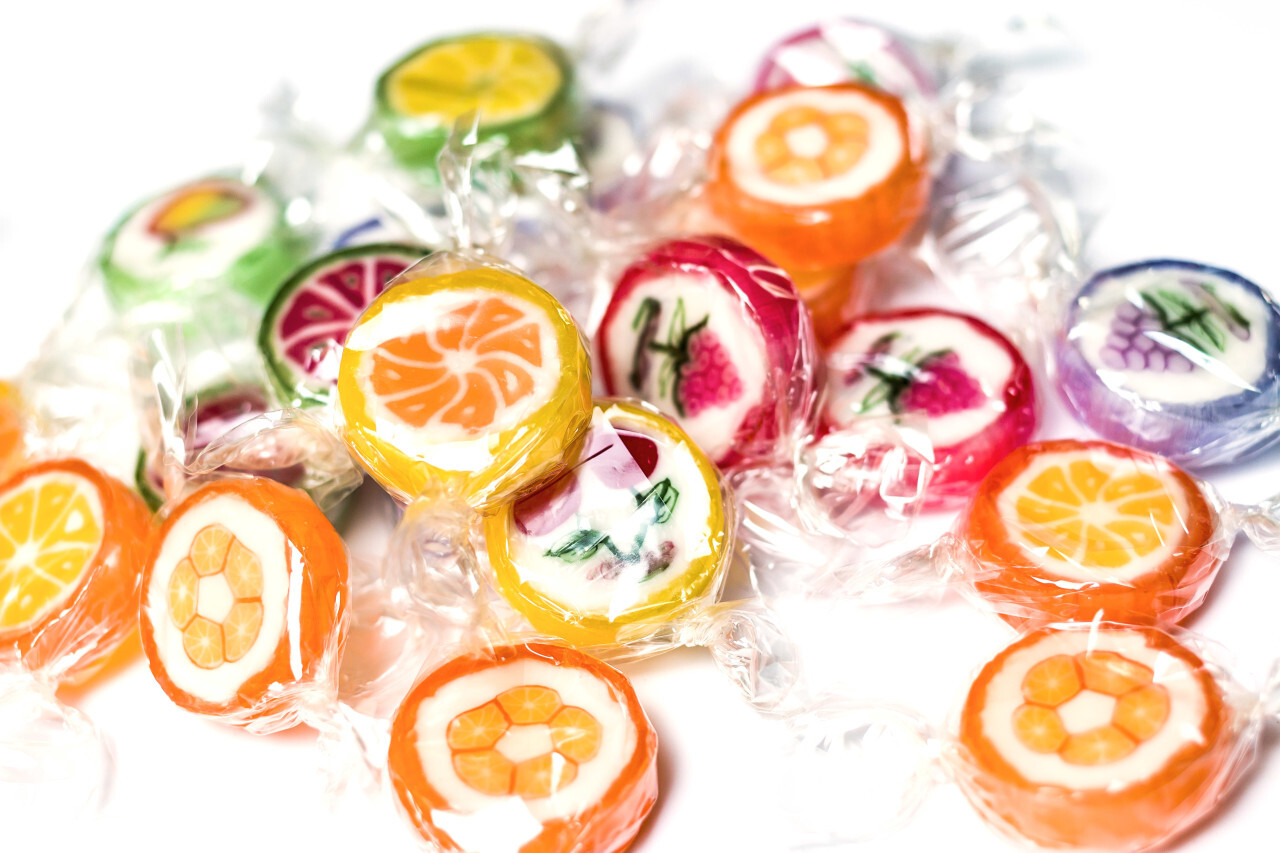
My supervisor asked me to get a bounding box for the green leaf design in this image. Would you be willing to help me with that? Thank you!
[545,528,611,562]
[847,60,878,86]
[637,478,679,524]
[1141,289,1228,354]
[856,346,953,415]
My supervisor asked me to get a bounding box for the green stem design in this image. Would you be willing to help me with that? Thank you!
[627,296,710,418]
[543,478,679,565]
[856,347,953,414]
[1140,284,1250,355]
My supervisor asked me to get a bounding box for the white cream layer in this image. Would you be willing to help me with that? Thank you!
[977,628,1210,790]
[726,88,904,207]
[604,271,767,461]
[414,658,637,821]
[145,494,290,705]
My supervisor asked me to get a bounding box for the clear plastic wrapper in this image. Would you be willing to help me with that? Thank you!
[847,437,1280,629]
[1056,259,1280,469]
[787,621,1268,852]
[386,640,658,853]
[0,458,154,817]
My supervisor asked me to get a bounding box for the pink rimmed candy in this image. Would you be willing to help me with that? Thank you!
[597,236,816,468]
[821,308,1037,508]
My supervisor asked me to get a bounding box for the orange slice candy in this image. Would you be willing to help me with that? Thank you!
[0,382,25,482]
[337,264,591,505]
[706,83,928,272]
[388,643,658,853]
[139,477,347,721]
[958,624,1236,850]
[962,439,1224,627]
[0,459,152,680]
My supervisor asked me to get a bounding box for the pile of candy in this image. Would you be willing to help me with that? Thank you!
[4,10,1280,853]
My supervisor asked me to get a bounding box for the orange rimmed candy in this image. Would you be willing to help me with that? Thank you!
[388,642,657,853]
[139,477,347,721]
[958,624,1235,850]
[337,262,592,506]
[706,83,928,271]
[0,459,152,680]
[962,439,1224,627]
[0,382,25,482]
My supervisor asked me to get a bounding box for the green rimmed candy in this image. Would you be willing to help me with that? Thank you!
[258,243,430,408]
[373,32,579,173]
[99,176,306,315]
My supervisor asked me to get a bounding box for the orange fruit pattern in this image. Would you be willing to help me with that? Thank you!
[958,625,1234,851]
[166,524,264,669]
[368,296,543,434]
[139,477,348,723]
[965,439,1222,628]
[753,105,870,185]
[388,643,658,853]
[0,459,152,682]
[706,83,929,271]
[445,684,602,800]
[0,382,23,482]
[1012,651,1167,766]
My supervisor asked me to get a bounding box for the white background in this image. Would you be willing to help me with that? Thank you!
[3,1,1280,851]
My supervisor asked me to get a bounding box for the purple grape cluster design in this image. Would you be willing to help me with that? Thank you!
[1099,280,1251,373]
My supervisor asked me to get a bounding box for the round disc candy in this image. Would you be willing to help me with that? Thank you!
[139,477,347,720]
[963,439,1225,627]
[486,400,729,648]
[388,642,658,853]
[259,243,427,407]
[337,263,592,505]
[598,236,814,467]
[821,308,1037,507]
[0,459,152,678]
[706,83,929,271]
[753,19,937,100]
[958,624,1235,850]
[1058,259,1280,468]
[374,32,577,172]
[98,177,303,313]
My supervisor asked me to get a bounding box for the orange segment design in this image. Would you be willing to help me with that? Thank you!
[550,706,602,763]
[753,105,870,185]
[366,296,543,433]
[1021,655,1081,707]
[167,524,264,670]
[1012,649,1171,768]
[1060,726,1137,766]
[453,750,516,796]
[515,753,578,798]
[0,472,104,632]
[497,685,562,725]
[447,701,509,751]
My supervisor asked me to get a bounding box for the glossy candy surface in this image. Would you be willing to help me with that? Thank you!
[139,477,347,721]
[598,236,814,468]
[0,459,152,678]
[958,624,1238,851]
[963,439,1224,627]
[374,33,577,172]
[259,244,426,407]
[388,642,658,853]
[1058,260,1280,468]
[99,177,303,313]
[337,262,592,506]
[754,19,937,100]
[486,400,729,648]
[706,83,929,271]
[0,382,25,483]
[821,308,1037,508]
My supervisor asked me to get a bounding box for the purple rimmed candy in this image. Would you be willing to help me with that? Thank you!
[1057,259,1280,468]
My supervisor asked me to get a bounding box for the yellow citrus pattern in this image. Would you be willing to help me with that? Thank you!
[148,183,248,241]
[753,105,870,185]
[1011,458,1181,571]
[446,684,602,799]
[167,523,264,669]
[387,35,562,126]
[0,474,103,632]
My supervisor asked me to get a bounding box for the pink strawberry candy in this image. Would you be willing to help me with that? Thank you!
[678,329,744,417]
[898,352,983,415]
